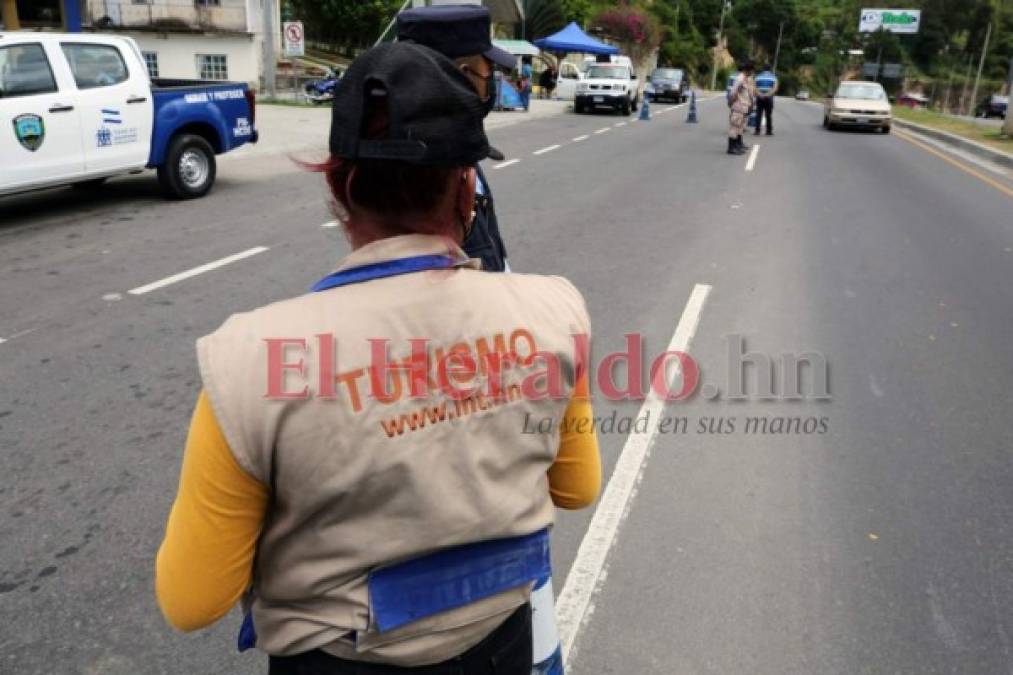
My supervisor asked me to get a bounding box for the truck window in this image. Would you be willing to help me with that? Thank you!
[60,43,129,89]
[0,44,58,98]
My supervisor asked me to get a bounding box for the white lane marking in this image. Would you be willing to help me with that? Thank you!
[572,134,589,142]
[666,106,677,111]
[7,327,37,340]
[321,220,340,228]
[615,121,627,127]
[128,246,269,295]
[494,159,521,169]
[594,127,610,135]
[0,338,6,345]
[533,144,561,156]
[745,144,760,172]
[557,283,713,668]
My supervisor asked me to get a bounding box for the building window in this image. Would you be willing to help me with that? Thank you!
[143,52,159,78]
[195,0,222,6]
[197,54,228,81]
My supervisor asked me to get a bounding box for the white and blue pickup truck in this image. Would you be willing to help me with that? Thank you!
[0,32,258,200]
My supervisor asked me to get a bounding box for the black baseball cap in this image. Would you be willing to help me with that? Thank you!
[396,4,517,70]
[329,42,504,165]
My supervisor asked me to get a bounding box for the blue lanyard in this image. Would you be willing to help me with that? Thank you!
[311,253,468,293]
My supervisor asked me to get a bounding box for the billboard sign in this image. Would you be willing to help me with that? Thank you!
[859,9,921,34]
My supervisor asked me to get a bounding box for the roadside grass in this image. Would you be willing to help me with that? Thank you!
[892,106,1012,154]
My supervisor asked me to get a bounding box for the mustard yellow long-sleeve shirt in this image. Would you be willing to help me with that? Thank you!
[156,378,601,632]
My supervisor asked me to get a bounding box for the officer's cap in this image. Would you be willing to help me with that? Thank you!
[329,42,502,165]
[396,4,517,70]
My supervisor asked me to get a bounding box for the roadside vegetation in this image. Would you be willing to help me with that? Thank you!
[891,106,1012,153]
[282,0,1011,107]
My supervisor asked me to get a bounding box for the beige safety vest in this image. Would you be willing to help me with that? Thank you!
[197,234,590,665]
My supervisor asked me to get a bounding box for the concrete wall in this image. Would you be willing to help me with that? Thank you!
[125,31,260,86]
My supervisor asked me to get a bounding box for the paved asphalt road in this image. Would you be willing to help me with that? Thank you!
[1,97,1012,675]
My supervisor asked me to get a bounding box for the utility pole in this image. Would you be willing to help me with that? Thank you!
[772,21,785,71]
[969,21,991,119]
[263,0,277,98]
[1,0,20,30]
[710,1,729,91]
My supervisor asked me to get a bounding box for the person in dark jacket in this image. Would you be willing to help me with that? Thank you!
[396,4,516,272]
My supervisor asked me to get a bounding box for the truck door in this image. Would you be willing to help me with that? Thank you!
[60,41,153,175]
[0,41,85,192]
[555,62,580,101]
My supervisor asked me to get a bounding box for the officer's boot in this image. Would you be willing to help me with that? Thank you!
[737,135,749,150]
[728,137,744,155]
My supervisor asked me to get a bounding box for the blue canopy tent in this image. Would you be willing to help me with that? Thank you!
[533,22,619,55]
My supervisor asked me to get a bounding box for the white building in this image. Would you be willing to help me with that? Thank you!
[83,0,280,87]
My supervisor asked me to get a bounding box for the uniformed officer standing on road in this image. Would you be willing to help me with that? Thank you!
[754,64,778,136]
[727,62,755,155]
[156,41,601,675]
[396,4,517,272]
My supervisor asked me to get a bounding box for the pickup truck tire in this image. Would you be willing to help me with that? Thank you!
[158,134,216,200]
[631,96,638,113]
[621,100,631,116]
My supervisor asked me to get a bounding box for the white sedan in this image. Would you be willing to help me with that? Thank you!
[824,81,892,133]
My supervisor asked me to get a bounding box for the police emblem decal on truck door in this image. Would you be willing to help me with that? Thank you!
[12,114,45,152]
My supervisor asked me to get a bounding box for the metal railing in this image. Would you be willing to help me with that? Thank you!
[86,1,248,33]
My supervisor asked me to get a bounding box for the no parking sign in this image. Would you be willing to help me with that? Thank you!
[284,21,305,57]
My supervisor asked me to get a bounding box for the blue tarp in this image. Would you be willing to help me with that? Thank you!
[533,22,619,55]
[496,76,524,110]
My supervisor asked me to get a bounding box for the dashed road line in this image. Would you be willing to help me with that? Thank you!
[556,283,713,668]
[128,246,270,295]
[494,159,521,169]
[745,144,760,172]
[594,127,611,135]
[533,144,561,156]
[572,135,589,142]
[615,121,627,127]
[321,220,339,228]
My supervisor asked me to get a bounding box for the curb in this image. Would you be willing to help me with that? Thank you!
[892,118,1013,169]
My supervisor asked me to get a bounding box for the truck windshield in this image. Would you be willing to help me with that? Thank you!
[587,66,628,80]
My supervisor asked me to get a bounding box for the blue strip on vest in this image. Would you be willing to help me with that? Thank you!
[238,610,257,652]
[311,254,468,293]
[368,528,551,633]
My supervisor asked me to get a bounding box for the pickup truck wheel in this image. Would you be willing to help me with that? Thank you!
[158,134,216,200]
[631,96,638,112]
[621,100,631,116]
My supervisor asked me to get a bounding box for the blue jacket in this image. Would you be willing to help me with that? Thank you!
[756,71,778,97]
